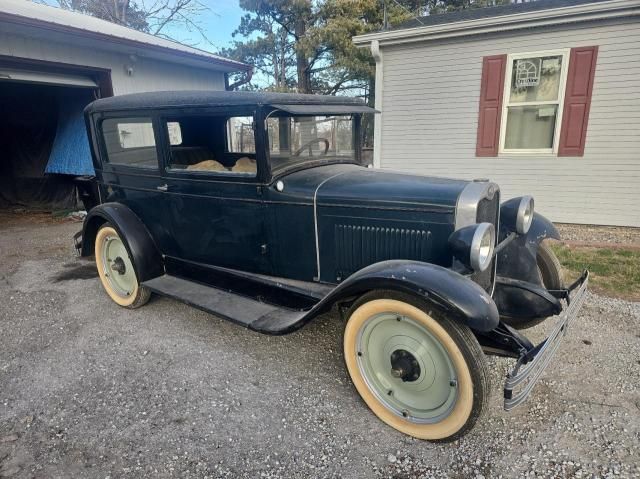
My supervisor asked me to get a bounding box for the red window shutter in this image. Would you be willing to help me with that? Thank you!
[476,54,507,157]
[558,46,598,157]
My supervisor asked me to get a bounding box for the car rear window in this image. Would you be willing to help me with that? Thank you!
[101,117,159,169]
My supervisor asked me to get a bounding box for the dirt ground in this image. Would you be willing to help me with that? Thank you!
[0,216,639,478]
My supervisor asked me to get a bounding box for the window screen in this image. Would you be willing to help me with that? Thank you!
[102,117,159,169]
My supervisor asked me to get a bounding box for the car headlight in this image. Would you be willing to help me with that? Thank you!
[516,196,534,235]
[501,195,535,235]
[448,222,496,272]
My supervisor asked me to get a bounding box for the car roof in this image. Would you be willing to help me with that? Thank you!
[85,90,369,114]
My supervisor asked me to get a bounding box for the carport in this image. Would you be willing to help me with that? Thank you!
[0,58,110,210]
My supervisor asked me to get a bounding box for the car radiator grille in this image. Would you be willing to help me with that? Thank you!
[471,193,500,292]
[334,225,432,281]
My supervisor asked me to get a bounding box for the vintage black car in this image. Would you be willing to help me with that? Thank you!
[76,91,588,441]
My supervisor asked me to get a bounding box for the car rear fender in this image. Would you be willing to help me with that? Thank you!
[80,203,164,282]
[312,260,500,332]
[497,212,560,285]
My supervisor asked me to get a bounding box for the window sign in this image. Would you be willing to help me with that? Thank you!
[515,58,541,88]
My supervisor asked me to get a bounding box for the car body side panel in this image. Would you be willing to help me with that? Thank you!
[267,164,469,284]
[314,167,464,284]
[317,206,456,283]
[97,168,176,256]
[162,177,270,274]
[264,164,357,281]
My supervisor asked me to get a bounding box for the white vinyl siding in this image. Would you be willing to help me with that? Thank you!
[0,30,226,94]
[378,18,640,227]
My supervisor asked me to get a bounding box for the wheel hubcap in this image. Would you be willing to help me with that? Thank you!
[101,235,136,298]
[111,257,126,275]
[390,349,421,382]
[356,313,459,424]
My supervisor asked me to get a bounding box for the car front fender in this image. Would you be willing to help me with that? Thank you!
[312,260,500,332]
[80,202,164,282]
[497,212,560,285]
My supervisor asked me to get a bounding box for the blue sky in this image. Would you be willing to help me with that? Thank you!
[162,0,246,52]
[41,0,246,52]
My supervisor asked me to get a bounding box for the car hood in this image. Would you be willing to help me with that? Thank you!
[280,163,469,212]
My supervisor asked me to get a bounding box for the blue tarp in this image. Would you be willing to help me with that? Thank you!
[46,90,95,176]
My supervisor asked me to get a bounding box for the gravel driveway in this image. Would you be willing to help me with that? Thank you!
[1,217,639,478]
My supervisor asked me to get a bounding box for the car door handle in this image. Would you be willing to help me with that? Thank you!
[156,184,169,192]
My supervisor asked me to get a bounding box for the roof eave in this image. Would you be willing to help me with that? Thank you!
[353,0,640,47]
[0,11,251,72]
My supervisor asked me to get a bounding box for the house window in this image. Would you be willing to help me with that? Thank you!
[499,50,569,154]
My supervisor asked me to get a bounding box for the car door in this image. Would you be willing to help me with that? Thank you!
[156,109,271,275]
[97,114,174,255]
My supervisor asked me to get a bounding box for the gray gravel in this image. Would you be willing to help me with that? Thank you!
[555,223,640,246]
[1,218,639,478]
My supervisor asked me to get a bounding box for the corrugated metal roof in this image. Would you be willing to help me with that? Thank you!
[390,0,611,31]
[0,0,249,71]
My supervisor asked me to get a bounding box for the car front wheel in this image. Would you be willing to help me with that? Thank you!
[537,240,564,291]
[94,224,151,309]
[343,291,489,441]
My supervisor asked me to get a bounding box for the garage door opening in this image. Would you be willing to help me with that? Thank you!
[0,65,106,211]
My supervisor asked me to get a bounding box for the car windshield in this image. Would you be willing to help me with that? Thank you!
[266,115,355,171]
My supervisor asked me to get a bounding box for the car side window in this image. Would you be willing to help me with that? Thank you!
[163,115,257,177]
[101,117,159,169]
[227,116,256,154]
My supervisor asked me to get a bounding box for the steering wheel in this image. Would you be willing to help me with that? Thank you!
[293,138,330,157]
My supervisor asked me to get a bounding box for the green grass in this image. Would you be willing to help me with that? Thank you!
[550,243,640,301]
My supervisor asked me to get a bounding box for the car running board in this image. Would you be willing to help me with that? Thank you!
[142,275,311,335]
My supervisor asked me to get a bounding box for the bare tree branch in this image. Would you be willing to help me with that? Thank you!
[39,0,214,47]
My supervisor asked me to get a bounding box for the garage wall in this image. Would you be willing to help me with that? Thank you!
[0,30,226,95]
[377,18,640,227]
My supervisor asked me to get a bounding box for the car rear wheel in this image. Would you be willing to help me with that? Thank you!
[343,291,489,441]
[94,224,150,309]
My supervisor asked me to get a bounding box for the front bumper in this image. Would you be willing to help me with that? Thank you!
[503,270,589,411]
